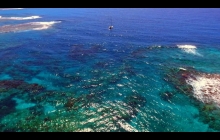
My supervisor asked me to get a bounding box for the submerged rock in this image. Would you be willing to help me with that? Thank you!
[201,104,216,112]
[64,98,76,110]
[126,93,147,108]
[160,91,174,102]
[0,80,45,94]
[0,96,16,119]
[0,80,24,89]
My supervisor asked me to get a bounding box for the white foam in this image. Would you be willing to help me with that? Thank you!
[177,45,197,49]
[117,84,124,87]
[0,8,23,10]
[31,21,61,30]
[179,67,187,71]
[186,73,220,107]
[177,44,202,56]
[0,15,41,20]
[0,21,61,33]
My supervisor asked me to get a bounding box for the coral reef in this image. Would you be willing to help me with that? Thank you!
[164,67,220,131]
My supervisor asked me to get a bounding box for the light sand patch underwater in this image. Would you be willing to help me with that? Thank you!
[0,21,61,33]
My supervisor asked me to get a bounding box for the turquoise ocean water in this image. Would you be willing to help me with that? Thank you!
[0,8,220,132]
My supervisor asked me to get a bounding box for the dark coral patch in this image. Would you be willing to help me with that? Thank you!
[108,74,121,84]
[0,80,24,89]
[93,61,109,69]
[64,98,76,110]
[69,44,104,63]
[130,48,148,58]
[164,67,196,95]
[0,80,45,95]
[160,91,174,102]
[44,117,51,122]
[69,44,94,62]
[120,64,136,76]
[90,44,104,53]
[0,96,16,119]
[126,93,147,108]
[64,74,82,82]
[20,84,43,95]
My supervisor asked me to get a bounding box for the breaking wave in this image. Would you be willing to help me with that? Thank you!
[186,73,220,107]
[31,21,61,30]
[0,15,41,20]
[0,21,61,33]
[177,44,202,56]
[0,8,23,10]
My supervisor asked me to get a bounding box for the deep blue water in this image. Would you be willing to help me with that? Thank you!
[0,8,220,132]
